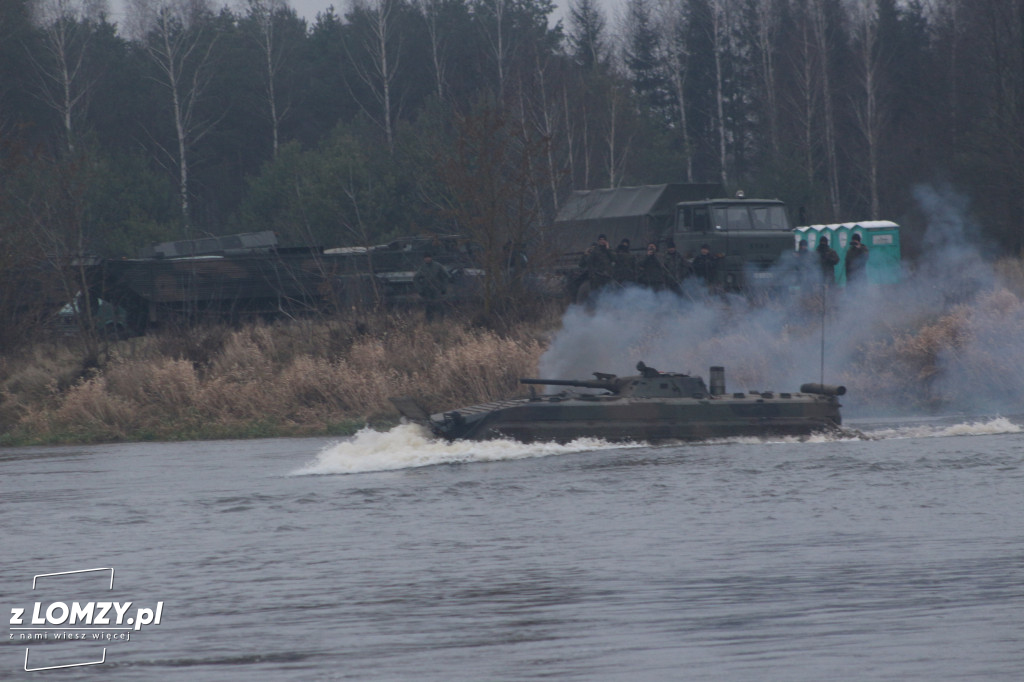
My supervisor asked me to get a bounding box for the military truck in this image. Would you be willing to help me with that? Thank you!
[671,194,794,290]
[552,184,796,292]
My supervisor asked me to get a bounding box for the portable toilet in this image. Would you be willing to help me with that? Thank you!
[794,221,901,285]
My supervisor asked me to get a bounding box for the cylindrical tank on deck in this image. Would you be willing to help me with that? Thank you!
[709,366,726,396]
[799,383,846,396]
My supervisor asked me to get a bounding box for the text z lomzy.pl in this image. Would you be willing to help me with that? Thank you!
[11,602,163,631]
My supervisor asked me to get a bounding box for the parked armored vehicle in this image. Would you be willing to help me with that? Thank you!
[390,362,844,443]
[56,293,131,339]
[86,232,479,332]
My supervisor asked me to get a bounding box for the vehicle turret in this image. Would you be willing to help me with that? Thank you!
[520,362,710,399]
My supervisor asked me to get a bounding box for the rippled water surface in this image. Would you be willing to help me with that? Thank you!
[2,418,1023,680]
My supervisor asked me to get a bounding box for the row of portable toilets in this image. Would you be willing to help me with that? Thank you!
[794,220,902,286]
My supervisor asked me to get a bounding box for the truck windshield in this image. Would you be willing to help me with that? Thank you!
[751,205,790,230]
[711,204,790,231]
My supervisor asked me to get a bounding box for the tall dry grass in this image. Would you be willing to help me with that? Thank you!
[2,313,547,444]
[840,285,1024,411]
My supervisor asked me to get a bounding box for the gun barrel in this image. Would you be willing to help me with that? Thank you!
[520,378,614,390]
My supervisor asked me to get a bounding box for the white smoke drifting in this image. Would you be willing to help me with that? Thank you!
[540,185,1024,417]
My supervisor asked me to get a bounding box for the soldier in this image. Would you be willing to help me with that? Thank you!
[663,240,693,294]
[789,238,815,288]
[413,252,450,321]
[637,242,668,291]
[578,233,615,297]
[691,243,719,285]
[816,236,840,284]
[844,233,870,284]
[612,238,636,285]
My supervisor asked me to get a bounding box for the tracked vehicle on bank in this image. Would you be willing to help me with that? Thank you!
[390,362,844,444]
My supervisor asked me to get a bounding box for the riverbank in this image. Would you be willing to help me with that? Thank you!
[4,259,1024,447]
[0,311,550,446]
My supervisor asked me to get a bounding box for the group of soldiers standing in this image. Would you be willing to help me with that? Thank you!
[414,230,872,319]
[803,232,870,286]
[577,234,720,299]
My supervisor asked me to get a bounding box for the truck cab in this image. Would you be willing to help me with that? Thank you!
[673,197,794,290]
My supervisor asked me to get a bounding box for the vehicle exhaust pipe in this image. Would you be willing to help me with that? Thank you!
[800,383,846,396]
[709,366,726,396]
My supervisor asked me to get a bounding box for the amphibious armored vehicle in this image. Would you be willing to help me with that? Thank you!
[390,362,844,443]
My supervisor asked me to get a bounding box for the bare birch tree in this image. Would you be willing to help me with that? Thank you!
[789,0,820,194]
[244,0,293,159]
[565,0,609,189]
[709,0,730,187]
[415,0,449,100]
[562,79,585,187]
[603,79,631,188]
[476,0,512,100]
[524,53,564,214]
[346,0,400,154]
[751,0,781,159]
[28,0,107,156]
[127,0,220,232]
[656,0,694,182]
[811,0,840,219]
[851,0,884,218]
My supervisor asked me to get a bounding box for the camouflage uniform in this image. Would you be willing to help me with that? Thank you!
[844,235,870,284]
[663,247,693,293]
[637,246,668,291]
[579,239,615,293]
[612,242,636,285]
[691,246,719,284]
[414,257,450,320]
[816,239,840,283]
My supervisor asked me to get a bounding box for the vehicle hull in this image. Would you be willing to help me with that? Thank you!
[425,393,842,444]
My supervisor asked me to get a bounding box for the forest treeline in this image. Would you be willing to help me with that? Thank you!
[1,0,1022,299]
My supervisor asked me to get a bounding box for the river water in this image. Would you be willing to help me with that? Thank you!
[2,417,1022,680]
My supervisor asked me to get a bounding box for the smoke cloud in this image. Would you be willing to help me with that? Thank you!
[539,184,1024,418]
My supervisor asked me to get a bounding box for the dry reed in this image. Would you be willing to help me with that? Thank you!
[840,285,1024,410]
[1,314,546,443]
